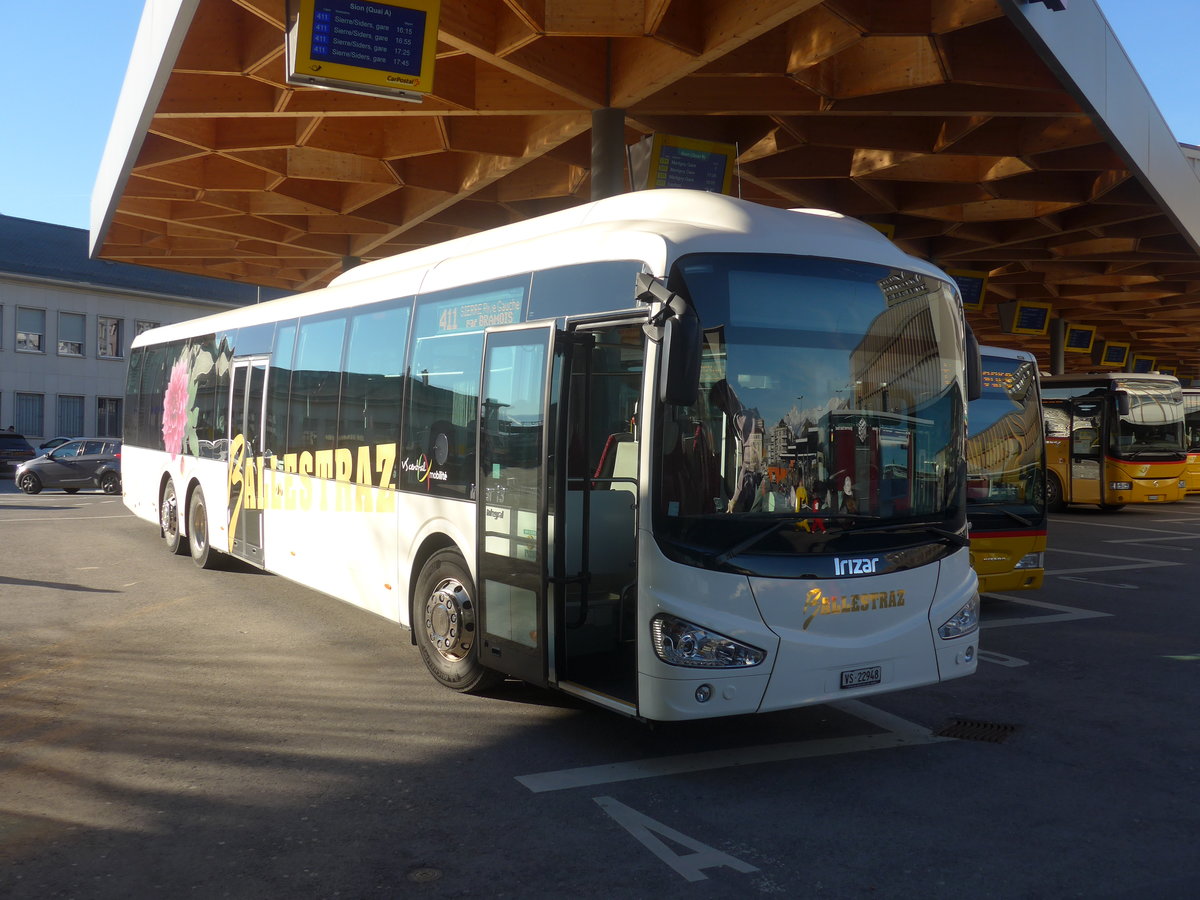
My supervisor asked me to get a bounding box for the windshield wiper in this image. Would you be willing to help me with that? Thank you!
[707,513,883,566]
[847,522,970,549]
[968,505,1033,528]
[1123,448,1180,459]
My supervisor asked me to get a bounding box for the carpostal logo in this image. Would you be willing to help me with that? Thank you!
[402,455,447,483]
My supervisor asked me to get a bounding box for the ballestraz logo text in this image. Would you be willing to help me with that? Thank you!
[834,556,880,575]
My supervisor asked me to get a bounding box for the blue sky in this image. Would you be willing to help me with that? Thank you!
[1,0,1196,232]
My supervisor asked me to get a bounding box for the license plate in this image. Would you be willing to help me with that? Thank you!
[840,665,882,689]
[1147,495,1161,501]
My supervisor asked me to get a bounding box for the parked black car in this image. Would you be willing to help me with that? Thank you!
[15,439,122,494]
[1,432,37,477]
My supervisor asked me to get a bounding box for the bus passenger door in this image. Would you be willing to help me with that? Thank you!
[1069,399,1103,505]
[475,325,555,686]
[228,356,269,565]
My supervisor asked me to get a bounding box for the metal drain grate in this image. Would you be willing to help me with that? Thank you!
[934,718,1019,743]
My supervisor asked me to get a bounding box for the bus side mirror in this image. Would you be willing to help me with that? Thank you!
[636,273,701,407]
[964,325,982,402]
[659,311,700,407]
[1114,390,1131,416]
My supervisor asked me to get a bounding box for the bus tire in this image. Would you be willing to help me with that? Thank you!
[161,480,189,555]
[1045,472,1065,512]
[188,487,224,570]
[414,549,503,694]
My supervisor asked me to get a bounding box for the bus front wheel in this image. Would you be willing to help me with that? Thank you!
[161,480,189,555]
[1045,472,1065,512]
[414,550,502,694]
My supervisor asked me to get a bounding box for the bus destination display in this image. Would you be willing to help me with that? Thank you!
[309,0,425,77]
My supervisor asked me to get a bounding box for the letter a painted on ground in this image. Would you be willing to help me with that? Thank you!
[594,796,758,882]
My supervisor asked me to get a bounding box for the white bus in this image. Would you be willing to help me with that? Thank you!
[122,190,981,721]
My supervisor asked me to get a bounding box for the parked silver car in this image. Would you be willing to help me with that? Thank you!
[16,439,122,495]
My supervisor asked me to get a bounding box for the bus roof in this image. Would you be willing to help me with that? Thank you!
[980,345,1037,364]
[132,190,950,348]
[1040,372,1182,386]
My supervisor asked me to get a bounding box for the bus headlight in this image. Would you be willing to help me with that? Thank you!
[651,614,765,668]
[1014,552,1043,570]
[938,594,980,639]
[1109,481,1132,491]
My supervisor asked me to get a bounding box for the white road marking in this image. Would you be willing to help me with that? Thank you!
[594,796,758,882]
[516,705,948,793]
[1044,547,1182,576]
[0,514,134,523]
[978,649,1029,668]
[982,593,1112,628]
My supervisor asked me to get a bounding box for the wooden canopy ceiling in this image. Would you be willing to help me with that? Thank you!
[95,0,1200,375]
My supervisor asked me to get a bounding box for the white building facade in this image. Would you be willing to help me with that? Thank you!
[0,214,283,442]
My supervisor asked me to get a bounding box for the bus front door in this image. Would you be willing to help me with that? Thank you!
[228,357,269,566]
[1069,399,1103,505]
[476,320,644,714]
[476,325,555,687]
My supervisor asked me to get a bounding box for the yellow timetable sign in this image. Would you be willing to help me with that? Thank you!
[287,0,440,100]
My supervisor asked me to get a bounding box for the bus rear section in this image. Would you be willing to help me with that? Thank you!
[966,347,1046,593]
[1041,373,1187,510]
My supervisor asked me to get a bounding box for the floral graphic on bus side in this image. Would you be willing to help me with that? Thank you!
[161,341,224,459]
[162,357,191,459]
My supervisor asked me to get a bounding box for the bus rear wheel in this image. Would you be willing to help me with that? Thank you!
[1045,472,1065,512]
[161,480,189,555]
[188,487,224,569]
[414,550,502,694]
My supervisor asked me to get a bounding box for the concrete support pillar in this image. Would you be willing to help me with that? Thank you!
[591,108,627,201]
[1049,317,1065,374]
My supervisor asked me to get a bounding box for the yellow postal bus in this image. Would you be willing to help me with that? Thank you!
[967,347,1046,592]
[1183,387,1200,494]
[1041,372,1186,511]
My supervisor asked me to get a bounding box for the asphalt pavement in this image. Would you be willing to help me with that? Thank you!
[2,476,1198,899]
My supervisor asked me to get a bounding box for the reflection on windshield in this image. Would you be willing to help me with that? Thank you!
[1185,391,1200,452]
[1114,381,1185,454]
[1041,379,1185,461]
[656,253,967,559]
[966,355,1045,518]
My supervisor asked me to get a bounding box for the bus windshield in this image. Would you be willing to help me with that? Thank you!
[1185,390,1200,452]
[967,354,1046,527]
[1111,379,1185,458]
[655,253,967,569]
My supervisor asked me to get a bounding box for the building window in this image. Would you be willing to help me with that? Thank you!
[135,320,160,337]
[97,397,123,438]
[15,393,45,436]
[98,316,123,359]
[17,307,46,353]
[58,312,86,356]
[58,395,85,437]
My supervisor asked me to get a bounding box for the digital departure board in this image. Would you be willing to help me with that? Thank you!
[287,0,440,101]
[1131,355,1156,373]
[1010,301,1051,335]
[946,269,988,311]
[1100,341,1129,367]
[1064,324,1096,353]
[645,135,736,194]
